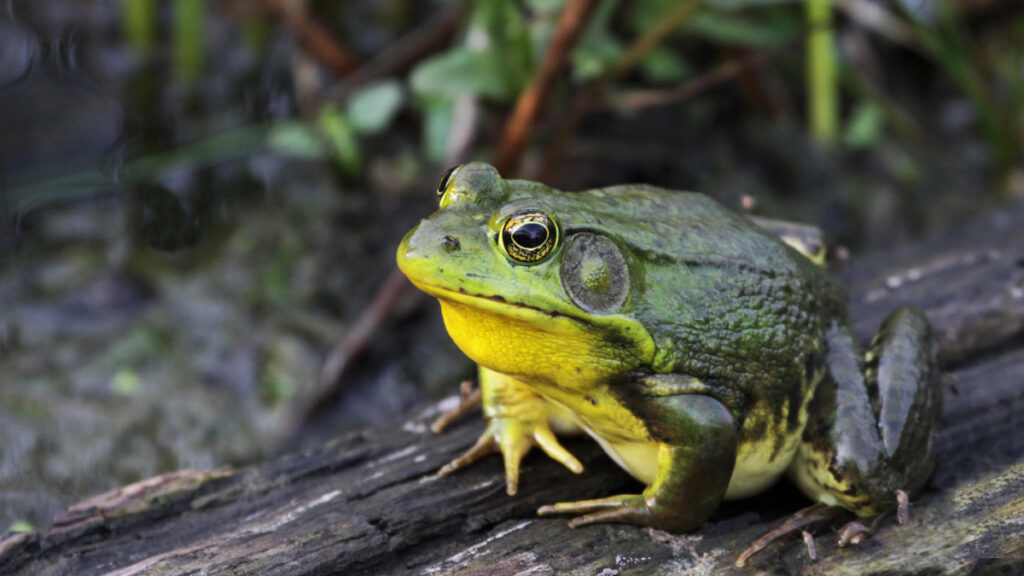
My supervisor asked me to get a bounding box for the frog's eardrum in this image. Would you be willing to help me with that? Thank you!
[561,233,630,314]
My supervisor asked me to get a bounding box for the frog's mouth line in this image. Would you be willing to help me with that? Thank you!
[407,279,593,327]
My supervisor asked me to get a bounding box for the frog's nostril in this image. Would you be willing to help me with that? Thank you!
[442,235,461,252]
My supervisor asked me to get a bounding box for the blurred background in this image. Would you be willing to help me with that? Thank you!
[0,0,1021,532]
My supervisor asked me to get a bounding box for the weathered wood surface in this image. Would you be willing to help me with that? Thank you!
[2,203,1024,576]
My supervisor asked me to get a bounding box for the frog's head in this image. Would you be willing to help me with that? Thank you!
[397,163,655,386]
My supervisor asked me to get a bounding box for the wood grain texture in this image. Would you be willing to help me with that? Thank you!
[2,203,1024,576]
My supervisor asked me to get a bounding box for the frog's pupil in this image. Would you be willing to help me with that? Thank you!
[513,223,548,249]
[437,165,457,196]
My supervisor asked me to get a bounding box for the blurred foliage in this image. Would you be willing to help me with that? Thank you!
[173,0,205,83]
[14,0,1016,205]
[903,0,1024,183]
[123,0,156,53]
[7,520,34,533]
[266,0,1020,184]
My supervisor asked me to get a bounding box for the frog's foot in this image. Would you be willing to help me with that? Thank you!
[542,395,738,535]
[430,381,482,434]
[437,416,583,495]
[735,503,848,567]
[538,494,657,528]
[538,491,707,533]
[835,490,907,547]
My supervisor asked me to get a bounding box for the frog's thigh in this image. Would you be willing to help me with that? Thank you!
[540,394,737,533]
[789,310,941,516]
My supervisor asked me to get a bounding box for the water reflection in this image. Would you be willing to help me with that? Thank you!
[0,1,408,531]
[0,21,39,89]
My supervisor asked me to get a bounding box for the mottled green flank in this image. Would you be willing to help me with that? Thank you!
[398,162,942,538]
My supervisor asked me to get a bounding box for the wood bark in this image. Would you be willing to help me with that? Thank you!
[2,203,1024,576]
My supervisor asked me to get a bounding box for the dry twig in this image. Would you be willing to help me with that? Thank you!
[492,0,601,175]
[330,11,459,101]
[537,1,702,180]
[284,268,410,433]
[263,0,359,76]
[606,52,774,112]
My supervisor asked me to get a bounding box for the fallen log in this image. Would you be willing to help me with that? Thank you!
[2,202,1023,576]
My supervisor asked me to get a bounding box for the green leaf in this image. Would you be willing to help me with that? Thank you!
[420,95,455,162]
[628,0,678,33]
[572,0,624,81]
[476,0,534,93]
[318,105,362,174]
[347,80,405,135]
[685,11,798,47]
[572,36,624,81]
[266,122,326,158]
[411,48,514,100]
[844,101,886,149]
[640,46,691,84]
[110,369,141,396]
[8,520,35,533]
[703,0,796,9]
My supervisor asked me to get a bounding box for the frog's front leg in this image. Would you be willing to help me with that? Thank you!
[438,366,584,495]
[539,387,737,533]
[747,308,941,565]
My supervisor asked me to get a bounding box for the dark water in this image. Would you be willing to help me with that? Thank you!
[0,0,459,530]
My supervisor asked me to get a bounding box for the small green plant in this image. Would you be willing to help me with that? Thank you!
[806,0,837,144]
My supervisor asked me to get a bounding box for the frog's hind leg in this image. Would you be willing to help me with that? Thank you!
[788,308,941,537]
[538,391,737,533]
[740,309,940,566]
[796,308,941,513]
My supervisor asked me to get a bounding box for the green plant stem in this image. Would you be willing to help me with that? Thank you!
[806,0,837,143]
[123,0,156,54]
[174,0,204,83]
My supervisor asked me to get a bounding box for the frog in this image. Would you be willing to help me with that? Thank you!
[396,162,942,565]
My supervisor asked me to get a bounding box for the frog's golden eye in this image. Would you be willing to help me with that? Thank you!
[437,165,459,197]
[500,210,558,264]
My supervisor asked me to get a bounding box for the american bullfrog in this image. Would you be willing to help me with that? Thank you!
[396,162,941,563]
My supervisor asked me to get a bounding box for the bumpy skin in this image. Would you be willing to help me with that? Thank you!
[397,162,941,537]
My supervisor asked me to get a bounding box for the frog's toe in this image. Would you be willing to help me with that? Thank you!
[539,494,638,515]
[440,416,582,495]
[430,381,481,434]
[531,426,583,475]
[538,494,653,528]
[496,418,583,495]
[499,433,528,495]
[735,503,847,567]
[437,430,498,477]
